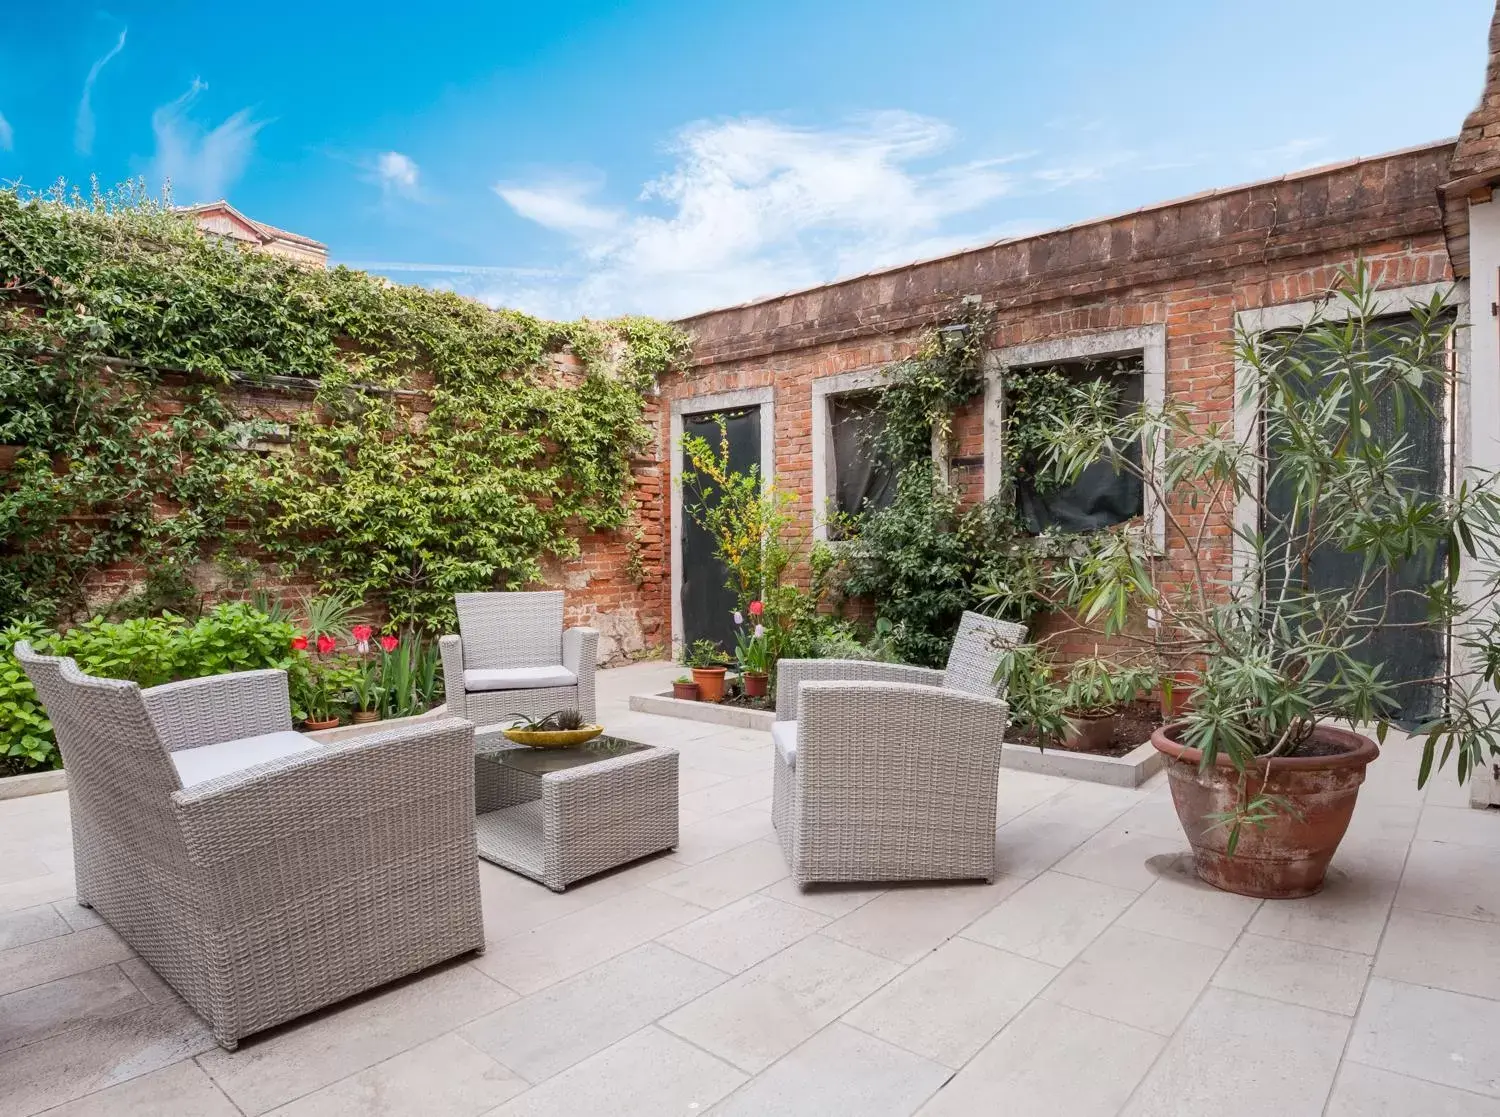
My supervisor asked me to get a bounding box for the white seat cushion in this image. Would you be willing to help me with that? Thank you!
[771,720,798,769]
[465,665,578,692]
[172,730,322,788]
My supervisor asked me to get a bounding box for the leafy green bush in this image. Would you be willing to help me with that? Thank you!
[0,622,55,774]
[0,603,302,773]
[840,464,1034,667]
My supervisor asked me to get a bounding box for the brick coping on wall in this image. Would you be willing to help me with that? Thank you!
[675,139,1455,365]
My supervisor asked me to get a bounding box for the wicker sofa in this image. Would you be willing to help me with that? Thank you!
[771,611,1025,886]
[15,642,483,1050]
[440,591,599,727]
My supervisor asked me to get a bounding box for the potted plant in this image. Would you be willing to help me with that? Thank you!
[502,709,603,749]
[293,651,343,731]
[733,602,773,698]
[347,659,383,724]
[1057,657,1157,752]
[686,639,728,703]
[672,675,700,701]
[1022,265,1500,898]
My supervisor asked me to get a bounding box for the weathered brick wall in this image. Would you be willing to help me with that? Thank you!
[661,142,1458,661]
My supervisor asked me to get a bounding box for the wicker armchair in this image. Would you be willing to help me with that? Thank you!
[15,642,483,1051]
[440,591,598,728]
[771,611,1026,886]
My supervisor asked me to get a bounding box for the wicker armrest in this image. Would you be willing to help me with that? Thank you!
[562,627,599,673]
[142,670,292,752]
[439,635,466,718]
[562,627,599,721]
[774,659,945,720]
[170,717,476,871]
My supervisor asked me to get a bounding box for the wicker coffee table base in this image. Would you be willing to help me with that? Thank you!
[474,736,679,891]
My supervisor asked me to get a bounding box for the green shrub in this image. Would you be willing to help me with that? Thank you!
[840,464,1032,667]
[0,622,56,774]
[0,603,302,773]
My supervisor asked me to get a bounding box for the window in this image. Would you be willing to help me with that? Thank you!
[811,370,910,542]
[826,390,897,533]
[1007,356,1145,534]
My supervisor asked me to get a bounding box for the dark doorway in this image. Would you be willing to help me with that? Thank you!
[681,406,762,657]
[1262,313,1448,726]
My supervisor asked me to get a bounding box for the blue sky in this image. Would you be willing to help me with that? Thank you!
[1,1,1495,320]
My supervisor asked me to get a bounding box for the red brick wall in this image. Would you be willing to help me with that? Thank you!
[659,143,1458,661]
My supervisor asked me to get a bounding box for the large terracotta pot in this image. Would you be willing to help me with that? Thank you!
[1151,722,1379,899]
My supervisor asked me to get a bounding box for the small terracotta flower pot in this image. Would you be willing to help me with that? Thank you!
[691,666,727,703]
[304,717,340,731]
[1061,711,1115,752]
[741,671,769,698]
[1152,722,1379,899]
[1159,672,1197,720]
[352,710,380,724]
[672,680,701,701]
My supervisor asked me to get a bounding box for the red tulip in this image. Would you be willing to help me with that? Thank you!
[380,635,399,653]
[316,634,336,655]
[748,600,763,616]
[352,624,373,642]
[291,635,308,651]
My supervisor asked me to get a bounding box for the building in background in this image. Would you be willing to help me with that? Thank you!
[177,200,327,268]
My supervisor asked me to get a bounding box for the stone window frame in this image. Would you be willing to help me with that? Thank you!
[669,386,776,657]
[981,324,1168,552]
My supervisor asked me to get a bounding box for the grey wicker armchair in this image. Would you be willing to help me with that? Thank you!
[771,611,1026,886]
[15,642,483,1051]
[440,591,598,728]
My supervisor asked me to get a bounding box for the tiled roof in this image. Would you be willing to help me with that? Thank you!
[176,200,327,252]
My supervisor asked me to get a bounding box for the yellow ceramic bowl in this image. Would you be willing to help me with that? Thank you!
[502,725,605,749]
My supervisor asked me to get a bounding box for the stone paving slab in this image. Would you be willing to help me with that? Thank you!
[1,658,1498,1115]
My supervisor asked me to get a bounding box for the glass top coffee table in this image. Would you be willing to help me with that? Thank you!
[473,733,679,892]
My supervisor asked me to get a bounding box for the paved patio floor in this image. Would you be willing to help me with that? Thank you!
[2,660,1499,1115]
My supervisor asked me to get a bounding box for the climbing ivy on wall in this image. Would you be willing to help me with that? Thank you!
[0,181,690,629]
[874,299,993,465]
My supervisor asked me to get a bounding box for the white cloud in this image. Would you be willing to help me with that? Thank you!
[1244,137,1327,171]
[75,29,126,155]
[373,151,421,198]
[0,111,12,151]
[485,111,1025,318]
[149,79,264,202]
[496,174,619,235]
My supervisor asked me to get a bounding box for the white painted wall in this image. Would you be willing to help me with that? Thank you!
[1463,191,1500,807]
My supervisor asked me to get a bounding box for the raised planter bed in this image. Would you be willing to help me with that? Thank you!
[628,689,1164,786]
[629,691,776,731]
[999,738,1163,788]
[0,768,68,800]
[303,703,451,742]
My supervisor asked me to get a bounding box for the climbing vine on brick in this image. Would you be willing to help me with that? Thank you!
[0,181,690,629]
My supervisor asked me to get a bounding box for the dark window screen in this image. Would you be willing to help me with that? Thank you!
[1011,359,1145,534]
[1261,313,1447,725]
[828,391,898,529]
